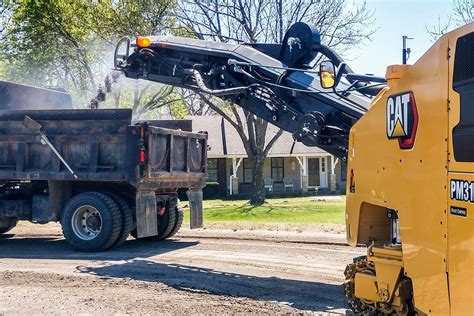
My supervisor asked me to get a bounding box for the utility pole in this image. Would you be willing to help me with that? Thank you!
[278,0,283,42]
[402,36,413,64]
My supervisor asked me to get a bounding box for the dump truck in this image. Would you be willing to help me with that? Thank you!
[115,22,474,314]
[0,80,206,251]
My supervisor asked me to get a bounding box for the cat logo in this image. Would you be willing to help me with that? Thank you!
[386,92,418,149]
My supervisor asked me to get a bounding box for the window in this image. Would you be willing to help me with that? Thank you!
[207,159,218,182]
[452,31,474,162]
[243,159,253,183]
[271,158,284,182]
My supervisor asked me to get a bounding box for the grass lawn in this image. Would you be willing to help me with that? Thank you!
[183,196,346,232]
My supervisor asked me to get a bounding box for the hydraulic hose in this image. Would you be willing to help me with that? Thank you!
[183,69,256,96]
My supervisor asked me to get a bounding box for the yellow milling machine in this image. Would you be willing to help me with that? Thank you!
[344,22,474,314]
[115,21,474,314]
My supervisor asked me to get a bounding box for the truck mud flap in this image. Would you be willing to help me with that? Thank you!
[187,189,203,229]
[136,191,158,238]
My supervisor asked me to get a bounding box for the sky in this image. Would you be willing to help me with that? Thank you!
[345,0,454,76]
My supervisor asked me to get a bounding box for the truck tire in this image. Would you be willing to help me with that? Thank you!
[157,199,177,239]
[163,201,184,239]
[61,192,122,252]
[0,218,17,235]
[105,193,134,247]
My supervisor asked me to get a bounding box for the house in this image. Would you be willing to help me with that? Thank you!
[190,115,347,195]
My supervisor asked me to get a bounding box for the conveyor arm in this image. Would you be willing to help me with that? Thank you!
[115,23,385,159]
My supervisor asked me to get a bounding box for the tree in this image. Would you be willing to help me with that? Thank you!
[0,1,12,38]
[0,2,13,79]
[427,0,473,40]
[0,0,181,114]
[200,95,283,206]
[86,0,190,116]
[1,0,100,104]
[177,0,375,205]
[452,0,474,25]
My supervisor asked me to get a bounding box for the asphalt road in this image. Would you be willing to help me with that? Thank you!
[0,224,364,315]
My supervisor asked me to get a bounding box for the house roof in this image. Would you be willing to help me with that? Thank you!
[189,115,329,158]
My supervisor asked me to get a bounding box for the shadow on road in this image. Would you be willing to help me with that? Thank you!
[0,236,198,261]
[0,233,349,312]
[78,259,347,312]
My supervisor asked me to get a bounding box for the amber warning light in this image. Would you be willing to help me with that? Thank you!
[137,37,151,48]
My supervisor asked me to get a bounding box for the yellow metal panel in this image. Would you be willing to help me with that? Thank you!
[355,273,379,301]
[372,260,403,302]
[446,23,474,315]
[344,24,474,314]
[447,175,474,314]
[372,245,403,259]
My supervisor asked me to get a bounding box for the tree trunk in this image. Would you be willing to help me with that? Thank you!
[249,156,265,206]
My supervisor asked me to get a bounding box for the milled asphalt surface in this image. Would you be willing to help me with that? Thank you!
[0,224,364,315]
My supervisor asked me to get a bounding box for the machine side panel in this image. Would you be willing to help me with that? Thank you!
[345,31,453,314]
[447,174,474,315]
[447,23,474,316]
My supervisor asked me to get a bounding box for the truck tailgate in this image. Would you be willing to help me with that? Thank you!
[147,126,207,182]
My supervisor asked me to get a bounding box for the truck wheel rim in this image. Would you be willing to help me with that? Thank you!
[71,205,102,240]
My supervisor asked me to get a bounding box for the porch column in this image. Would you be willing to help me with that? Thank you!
[296,156,308,192]
[330,155,339,193]
[230,157,243,195]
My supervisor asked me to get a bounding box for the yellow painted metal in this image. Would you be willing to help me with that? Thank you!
[447,174,474,315]
[385,64,411,81]
[445,25,474,315]
[346,22,474,314]
[355,272,379,301]
[346,245,409,313]
[371,244,403,259]
[371,251,403,303]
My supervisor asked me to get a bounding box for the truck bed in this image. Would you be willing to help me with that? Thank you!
[0,109,207,189]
